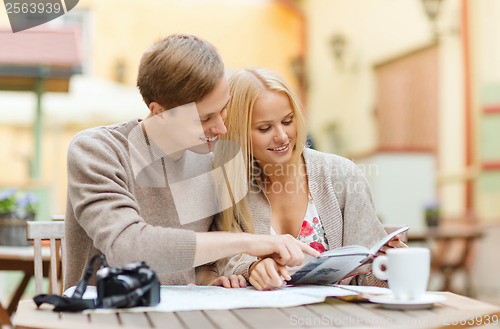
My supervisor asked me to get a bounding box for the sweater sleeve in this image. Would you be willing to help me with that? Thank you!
[210,219,255,280]
[214,189,270,281]
[219,253,256,280]
[337,160,386,247]
[67,133,197,273]
[334,158,388,287]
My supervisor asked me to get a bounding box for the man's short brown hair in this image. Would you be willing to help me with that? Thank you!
[137,34,225,110]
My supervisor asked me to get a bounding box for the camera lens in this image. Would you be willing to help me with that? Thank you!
[116,275,140,290]
[96,267,111,279]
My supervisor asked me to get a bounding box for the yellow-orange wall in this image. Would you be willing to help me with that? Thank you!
[0,0,303,215]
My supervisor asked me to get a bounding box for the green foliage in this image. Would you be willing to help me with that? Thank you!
[0,190,39,217]
[0,189,17,214]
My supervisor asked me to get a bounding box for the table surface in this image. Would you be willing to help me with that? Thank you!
[12,291,500,329]
[0,245,52,323]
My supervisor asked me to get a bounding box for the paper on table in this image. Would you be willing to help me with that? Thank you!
[63,285,97,299]
[64,285,325,313]
[154,286,326,312]
[63,284,391,314]
[279,284,390,298]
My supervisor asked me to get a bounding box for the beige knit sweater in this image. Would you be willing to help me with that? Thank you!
[63,119,215,290]
[222,148,388,286]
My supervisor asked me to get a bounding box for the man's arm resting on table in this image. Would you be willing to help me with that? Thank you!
[194,232,319,268]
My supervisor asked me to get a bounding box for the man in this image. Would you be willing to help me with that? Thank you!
[63,34,317,290]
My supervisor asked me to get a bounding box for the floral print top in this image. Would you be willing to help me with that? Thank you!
[296,194,329,253]
[270,194,329,253]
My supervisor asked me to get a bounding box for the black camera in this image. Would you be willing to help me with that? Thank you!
[33,255,160,312]
[96,261,160,309]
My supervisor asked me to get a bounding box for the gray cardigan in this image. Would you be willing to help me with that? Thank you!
[63,119,214,290]
[224,148,388,286]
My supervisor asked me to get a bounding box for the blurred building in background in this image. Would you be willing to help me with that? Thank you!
[0,0,303,219]
[303,0,500,230]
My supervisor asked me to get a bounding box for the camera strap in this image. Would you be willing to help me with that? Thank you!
[33,254,104,312]
[33,254,159,312]
[32,294,96,312]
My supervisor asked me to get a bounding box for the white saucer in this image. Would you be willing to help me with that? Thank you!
[369,293,446,310]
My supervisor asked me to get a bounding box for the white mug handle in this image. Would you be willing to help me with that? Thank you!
[372,255,389,281]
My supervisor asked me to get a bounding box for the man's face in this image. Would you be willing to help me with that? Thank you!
[191,76,229,153]
[147,76,229,157]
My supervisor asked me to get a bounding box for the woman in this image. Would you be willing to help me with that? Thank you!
[215,67,406,290]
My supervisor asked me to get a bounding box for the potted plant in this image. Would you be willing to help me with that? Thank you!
[17,192,39,220]
[0,190,38,246]
[424,199,440,227]
[0,189,17,219]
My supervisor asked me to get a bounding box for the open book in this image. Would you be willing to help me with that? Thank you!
[287,226,410,285]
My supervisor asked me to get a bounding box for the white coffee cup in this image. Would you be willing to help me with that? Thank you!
[372,247,430,301]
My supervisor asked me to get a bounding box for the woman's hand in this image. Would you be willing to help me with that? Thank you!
[248,258,291,290]
[195,267,246,288]
[208,275,247,288]
[376,234,408,257]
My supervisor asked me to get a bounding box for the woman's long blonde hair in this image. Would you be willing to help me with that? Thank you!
[213,67,307,233]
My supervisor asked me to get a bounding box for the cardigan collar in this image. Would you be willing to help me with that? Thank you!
[302,148,344,248]
[248,148,345,248]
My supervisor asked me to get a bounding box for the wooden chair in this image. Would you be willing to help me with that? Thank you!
[0,302,11,327]
[26,221,65,295]
[406,217,484,297]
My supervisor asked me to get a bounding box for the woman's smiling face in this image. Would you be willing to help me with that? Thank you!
[250,91,297,168]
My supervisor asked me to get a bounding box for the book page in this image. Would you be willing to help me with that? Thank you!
[287,227,409,285]
[288,250,368,285]
[287,245,369,276]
